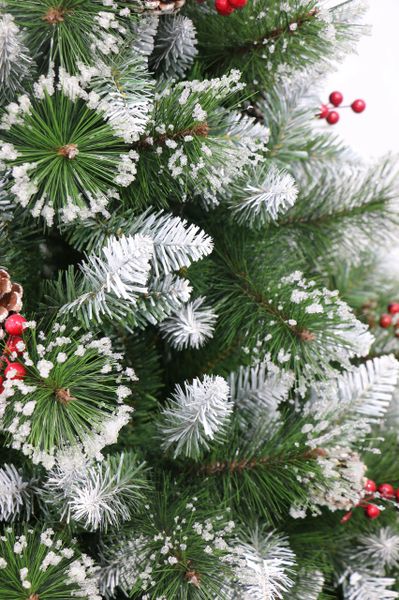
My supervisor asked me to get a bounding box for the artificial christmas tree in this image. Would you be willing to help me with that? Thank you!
[1,1,399,599]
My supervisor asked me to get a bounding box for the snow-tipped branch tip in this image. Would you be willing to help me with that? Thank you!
[227,8,319,56]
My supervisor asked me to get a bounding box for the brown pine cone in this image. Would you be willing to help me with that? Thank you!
[0,269,23,327]
[125,0,186,15]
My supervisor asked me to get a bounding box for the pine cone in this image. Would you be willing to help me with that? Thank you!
[0,268,23,328]
[127,0,186,15]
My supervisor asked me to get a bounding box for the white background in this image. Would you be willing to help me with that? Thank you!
[322,0,399,159]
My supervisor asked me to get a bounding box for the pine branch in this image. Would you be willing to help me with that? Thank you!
[229,360,294,425]
[259,74,348,167]
[159,374,232,458]
[129,210,214,275]
[227,162,299,227]
[0,527,102,600]
[198,446,324,476]
[230,526,296,600]
[0,14,32,104]
[1,322,135,467]
[341,571,399,600]
[274,159,399,265]
[83,39,154,144]
[6,0,128,73]
[350,527,399,571]
[160,296,217,350]
[190,414,328,521]
[0,68,137,226]
[126,70,266,208]
[0,464,36,521]
[131,14,159,57]
[136,121,210,149]
[207,249,373,380]
[150,15,198,79]
[65,207,214,270]
[227,7,319,57]
[135,272,193,327]
[61,234,154,324]
[99,485,235,599]
[43,452,149,531]
[190,0,368,87]
[304,355,399,449]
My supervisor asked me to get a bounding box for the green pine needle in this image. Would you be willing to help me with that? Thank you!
[1,87,129,225]
[5,0,126,73]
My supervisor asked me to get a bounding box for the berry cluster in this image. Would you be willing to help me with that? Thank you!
[215,0,247,16]
[379,302,399,335]
[0,314,27,392]
[319,91,366,125]
[341,479,398,523]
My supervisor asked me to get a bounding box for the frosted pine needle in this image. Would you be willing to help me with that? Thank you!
[351,528,399,570]
[62,234,154,322]
[291,569,325,600]
[304,355,399,449]
[229,361,294,423]
[229,163,298,227]
[0,14,31,103]
[342,571,399,600]
[87,45,154,144]
[0,464,32,521]
[45,453,147,531]
[160,375,231,457]
[234,528,296,600]
[160,296,217,350]
[136,211,214,275]
[132,15,159,57]
[151,16,198,79]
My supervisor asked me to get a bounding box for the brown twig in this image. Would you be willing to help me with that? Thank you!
[42,8,66,24]
[237,274,316,342]
[199,447,326,476]
[185,570,201,588]
[136,123,209,149]
[55,388,76,405]
[57,144,79,159]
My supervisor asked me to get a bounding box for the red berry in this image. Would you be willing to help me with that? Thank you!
[4,336,24,355]
[4,314,26,336]
[351,99,366,113]
[364,479,377,493]
[329,91,343,107]
[326,111,339,125]
[378,483,395,498]
[228,0,247,7]
[380,314,392,328]
[388,303,399,315]
[4,362,26,380]
[318,104,329,119]
[215,0,235,14]
[365,504,380,519]
[340,511,353,524]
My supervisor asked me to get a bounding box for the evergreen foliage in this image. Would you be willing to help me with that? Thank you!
[0,0,398,599]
